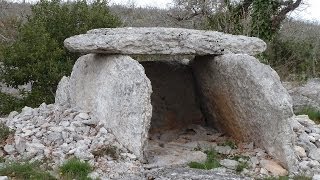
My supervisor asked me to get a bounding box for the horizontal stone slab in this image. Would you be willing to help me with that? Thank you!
[64,27,266,56]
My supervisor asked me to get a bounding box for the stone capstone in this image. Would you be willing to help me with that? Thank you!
[64,27,267,56]
[55,54,152,159]
[192,54,297,171]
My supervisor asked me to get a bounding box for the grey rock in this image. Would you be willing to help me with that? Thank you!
[314,174,320,180]
[299,161,309,170]
[294,146,307,158]
[309,148,320,161]
[4,144,15,154]
[76,112,90,120]
[55,76,71,106]
[55,54,152,159]
[309,160,320,168]
[145,167,252,180]
[215,146,232,155]
[283,78,320,112]
[192,54,297,171]
[260,159,288,176]
[0,176,8,180]
[64,27,266,56]
[220,159,239,170]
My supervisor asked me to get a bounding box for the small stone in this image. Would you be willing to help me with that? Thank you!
[60,121,70,127]
[295,146,307,158]
[220,159,239,170]
[215,146,232,155]
[309,160,320,168]
[0,176,9,180]
[21,106,34,116]
[88,172,100,179]
[309,135,316,143]
[76,112,90,120]
[260,159,288,176]
[313,174,320,180]
[8,111,19,118]
[260,168,269,175]
[299,161,309,170]
[309,148,320,161]
[4,145,15,155]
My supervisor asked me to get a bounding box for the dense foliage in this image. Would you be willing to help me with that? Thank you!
[0,0,121,114]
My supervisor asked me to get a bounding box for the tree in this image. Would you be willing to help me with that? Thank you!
[169,0,303,41]
[0,0,121,111]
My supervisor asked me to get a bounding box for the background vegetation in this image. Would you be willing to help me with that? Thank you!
[0,0,319,115]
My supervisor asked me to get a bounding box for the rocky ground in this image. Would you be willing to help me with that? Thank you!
[0,103,320,179]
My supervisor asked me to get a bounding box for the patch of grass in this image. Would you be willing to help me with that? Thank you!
[0,162,56,180]
[296,107,320,124]
[292,175,312,180]
[188,150,221,170]
[59,158,92,180]
[92,145,119,159]
[0,122,11,143]
[221,140,237,149]
[235,161,249,173]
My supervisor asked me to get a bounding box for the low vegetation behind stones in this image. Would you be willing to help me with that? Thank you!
[296,107,320,124]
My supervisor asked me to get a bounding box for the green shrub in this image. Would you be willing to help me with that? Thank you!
[0,122,12,144]
[0,0,121,114]
[59,158,92,180]
[235,161,249,173]
[0,162,56,180]
[296,107,320,124]
[188,150,221,170]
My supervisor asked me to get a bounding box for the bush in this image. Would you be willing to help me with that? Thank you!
[0,122,11,143]
[59,158,92,180]
[0,0,121,114]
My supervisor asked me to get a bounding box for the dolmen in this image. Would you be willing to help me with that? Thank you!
[57,27,298,172]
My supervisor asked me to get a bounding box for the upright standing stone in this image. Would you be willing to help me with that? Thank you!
[192,54,297,171]
[55,54,152,159]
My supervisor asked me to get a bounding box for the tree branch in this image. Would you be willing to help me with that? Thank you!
[272,0,302,30]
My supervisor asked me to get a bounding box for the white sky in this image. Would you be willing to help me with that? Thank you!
[109,0,320,22]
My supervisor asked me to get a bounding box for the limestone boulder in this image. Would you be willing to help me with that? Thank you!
[192,54,297,170]
[55,54,152,159]
[64,27,266,56]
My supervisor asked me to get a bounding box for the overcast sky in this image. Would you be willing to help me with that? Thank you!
[109,0,320,22]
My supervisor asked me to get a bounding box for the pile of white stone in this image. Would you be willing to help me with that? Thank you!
[292,115,320,177]
[0,103,143,179]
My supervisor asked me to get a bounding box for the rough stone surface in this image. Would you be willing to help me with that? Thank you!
[64,27,267,56]
[283,79,320,112]
[192,54,297,170]
[309,148,320,161]
[55,54,152,159]
[140,60,204,133]
[260,159,288,176]
[220,159,239,170]
[55,76,70,106]
[145,167,252,180]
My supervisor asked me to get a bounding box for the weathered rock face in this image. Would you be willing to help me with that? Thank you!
[64,27,266,56]
[283,79,320,112]
[192,54,297,170]
[140,60,204,133]
[55,54,152,159]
